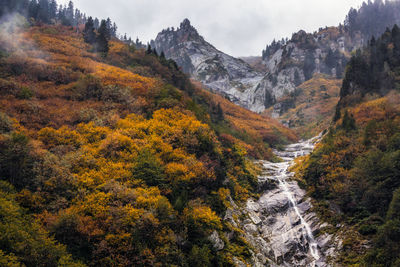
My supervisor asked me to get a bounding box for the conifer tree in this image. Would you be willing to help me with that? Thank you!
[37,0,50,23]
[28,0,39,20]
[94,17,99,29]
[48,0,57,21]
[105,17,112,39]
[111,22,118,38]
[66,1,74,24]
[83,16,96,44]
[146,44,152,55]
[341,110,356,131]
[96,19,109,56]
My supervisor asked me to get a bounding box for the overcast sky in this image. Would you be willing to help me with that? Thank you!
[58,0,365,57]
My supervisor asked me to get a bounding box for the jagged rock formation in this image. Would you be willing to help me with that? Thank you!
[260,27,365,118]
[152,20,361,115]
[226,136,340,266]
[151,19,266,112]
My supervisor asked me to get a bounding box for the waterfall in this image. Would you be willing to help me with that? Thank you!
[270,135,322,265]
[274,164,320,262]
[242,135,329,266]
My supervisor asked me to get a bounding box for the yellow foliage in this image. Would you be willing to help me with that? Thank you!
[184,204,222,231]
[80,192,111,218]
[38,126,83,148]
[122,204,145,227]
[94,64,155,95]
[76,122,110,143]
[98,132,139,161]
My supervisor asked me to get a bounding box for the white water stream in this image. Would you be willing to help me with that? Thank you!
[273,160,320,262]
[269,135,322,265]
[240,134,328,266]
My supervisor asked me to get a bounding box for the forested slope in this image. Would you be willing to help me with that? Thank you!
[296,25,400,266]
[0,3,296,265]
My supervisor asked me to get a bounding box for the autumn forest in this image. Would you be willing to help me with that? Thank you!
[1,0,400,266]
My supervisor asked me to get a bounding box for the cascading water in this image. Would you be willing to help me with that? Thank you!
[271,135,322,265]
[239,134,333,266]
[274,161,320,262]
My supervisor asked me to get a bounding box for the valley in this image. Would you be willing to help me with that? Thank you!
[1,0,400,266]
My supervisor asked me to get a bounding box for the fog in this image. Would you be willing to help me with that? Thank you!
[58,0,365,57]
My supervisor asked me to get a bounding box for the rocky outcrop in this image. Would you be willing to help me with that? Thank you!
[152,21,363,115]
[226,135,341,266]
[151,19,267,112]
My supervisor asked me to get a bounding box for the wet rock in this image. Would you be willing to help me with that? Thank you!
[248,211,262,225]
[232,257,247,267]
[208,231,224,251]
[235,135,339,266]
[244,223,258,235]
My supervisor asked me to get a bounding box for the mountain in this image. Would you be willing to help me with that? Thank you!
[151,19,267,112]
[151,20,361,119]
[295,25,400,266]
[0,3,300,265]
[153,1,400,137]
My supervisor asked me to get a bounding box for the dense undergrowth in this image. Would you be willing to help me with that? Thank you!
[0,11,296,266]
[296,25,400,266]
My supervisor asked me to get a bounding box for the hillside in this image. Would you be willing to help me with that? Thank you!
[264,74,342,138]
[0,11,296,266]
[151,19,267,113]
[152,2,400,141]
[295,25,400,266]
[2,0,400,266]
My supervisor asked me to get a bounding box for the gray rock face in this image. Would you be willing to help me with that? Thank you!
[152,19,266,112]
[208,230,224,251]
[229,135,341,266]
[152,21,363,115]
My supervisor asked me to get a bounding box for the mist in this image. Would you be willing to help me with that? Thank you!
[57,0,365,57]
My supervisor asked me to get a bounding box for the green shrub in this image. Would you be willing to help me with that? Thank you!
[358,224,377,235]
[16,86,33,99]
[68,75,103,100]
[0,113,13,133]
[101,85,132,104]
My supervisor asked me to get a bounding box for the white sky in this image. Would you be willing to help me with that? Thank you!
[58,0,365,57]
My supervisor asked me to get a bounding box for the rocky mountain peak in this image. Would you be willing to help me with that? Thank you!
[180,18,192,30]
[152,20,267,113]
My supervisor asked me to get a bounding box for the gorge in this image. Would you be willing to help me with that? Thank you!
[1,0,400,266]
[229,135,338,266]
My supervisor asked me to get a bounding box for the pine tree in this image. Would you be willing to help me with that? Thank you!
[160,51,166,59]
[111,22,118,38]
[66,1,74,24]
[341,110,356,131]
[83,17,96,44]
[74,9,81,25]
[96,19,109,56]
[216,103,224,121]
[37,0,50,23]
[333,106,341,122]
[28,0,39,20]
[105,17,112,39]
[48,0,57,21]
[146,44,152,55]
[94,17,99,29]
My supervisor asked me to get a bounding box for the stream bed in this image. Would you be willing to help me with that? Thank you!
[226,136,340,266]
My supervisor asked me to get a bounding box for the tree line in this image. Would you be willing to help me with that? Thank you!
[344,0,400,40]
[340,24,400,101]
[1,0,126,43]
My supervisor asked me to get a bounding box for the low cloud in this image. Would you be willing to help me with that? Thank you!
[0,13,30,52]
[58,0,365,57]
